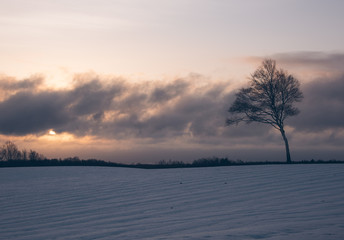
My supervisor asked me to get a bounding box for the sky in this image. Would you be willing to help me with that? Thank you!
[0,0,344,163]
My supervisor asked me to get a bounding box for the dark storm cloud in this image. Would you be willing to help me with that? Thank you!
[0,91,72,135]
[104,80,235,140]
[0,76,123,135]
[68,79,123,116]
[288,75,344,131]
[149,79,189,103]
[0,75,234,138]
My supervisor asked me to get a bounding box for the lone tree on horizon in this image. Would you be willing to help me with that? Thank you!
[227,59,303,163]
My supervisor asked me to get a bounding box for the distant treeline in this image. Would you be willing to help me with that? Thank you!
[0,141,343,169]
[1,157,344,169]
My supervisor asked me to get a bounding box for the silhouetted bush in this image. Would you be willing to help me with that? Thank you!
[191,157,233,167]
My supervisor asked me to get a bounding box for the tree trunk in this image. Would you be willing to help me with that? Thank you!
[280,128,291,163]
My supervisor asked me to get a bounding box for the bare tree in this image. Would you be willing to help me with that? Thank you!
[29,150,40,161]
[227,59,303,163]
[0,141,21,161]
[22,149,28,161]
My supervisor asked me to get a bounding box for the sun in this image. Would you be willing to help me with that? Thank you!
[49,130,56,135]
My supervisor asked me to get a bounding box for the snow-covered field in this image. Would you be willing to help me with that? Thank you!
[1,164,344,239]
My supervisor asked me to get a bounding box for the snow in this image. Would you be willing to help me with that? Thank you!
[1,165,344,239]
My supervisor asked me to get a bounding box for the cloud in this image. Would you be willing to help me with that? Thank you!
[288,74,344,131]
[0,74,234,140]
[0,74,43,91]
[1,52,343,162]
[0,74,44,101]
[272,51,344,71]
[246,52,344,81]
[0,75,123,136]
[0,91,72,135]
[149,79,190,103]
[103,79,235,140]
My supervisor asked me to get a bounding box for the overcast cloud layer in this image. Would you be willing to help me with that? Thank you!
[0,52,343,161]
[0,74,231,139]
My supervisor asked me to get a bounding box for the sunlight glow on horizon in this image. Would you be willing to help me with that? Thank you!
[48,130,56,135]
